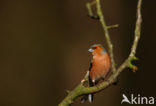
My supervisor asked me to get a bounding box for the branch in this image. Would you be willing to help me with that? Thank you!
[95,0,116,73]
[58,0,142,106]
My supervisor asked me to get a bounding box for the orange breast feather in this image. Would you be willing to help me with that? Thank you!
[89,53,111,81]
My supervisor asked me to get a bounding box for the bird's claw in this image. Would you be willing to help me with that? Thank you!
[81,79,85,83]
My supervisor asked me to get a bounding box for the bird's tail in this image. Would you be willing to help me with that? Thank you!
[81,77,94,103]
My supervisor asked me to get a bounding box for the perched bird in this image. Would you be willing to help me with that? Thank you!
[81,44,111,103]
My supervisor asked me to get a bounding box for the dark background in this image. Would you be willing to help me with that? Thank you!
[0,0,156,106]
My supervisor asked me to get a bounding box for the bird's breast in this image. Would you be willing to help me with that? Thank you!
[89,54,111,81]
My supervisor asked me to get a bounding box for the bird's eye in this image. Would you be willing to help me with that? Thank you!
[92,46,97,50]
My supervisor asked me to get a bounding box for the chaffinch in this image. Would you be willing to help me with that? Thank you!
[81,44,111,103]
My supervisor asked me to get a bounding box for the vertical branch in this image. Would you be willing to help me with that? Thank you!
[95,0,116,73]
[118,0,142,72]
[86,1,96,17]
[129,0,142,57]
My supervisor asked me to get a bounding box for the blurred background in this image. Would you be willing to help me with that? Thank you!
[0,0,156,106]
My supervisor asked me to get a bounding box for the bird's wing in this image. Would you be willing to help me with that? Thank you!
[89,62,93,71]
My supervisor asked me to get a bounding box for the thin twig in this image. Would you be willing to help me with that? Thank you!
[107,24,119,29]
[86,1,99,20]
[58,0,142,106]
[95,0,116,74]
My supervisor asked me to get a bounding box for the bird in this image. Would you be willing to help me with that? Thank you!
[81,44,111,103]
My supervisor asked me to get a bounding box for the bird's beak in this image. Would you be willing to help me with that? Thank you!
[88,48,93,52]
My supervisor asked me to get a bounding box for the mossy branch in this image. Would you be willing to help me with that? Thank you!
[58,0,142,106]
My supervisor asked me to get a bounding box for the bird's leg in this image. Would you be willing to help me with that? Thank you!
[81,71,89,83]
[101,77,105,81]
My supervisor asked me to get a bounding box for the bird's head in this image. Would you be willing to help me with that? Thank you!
[88,44,107,55]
